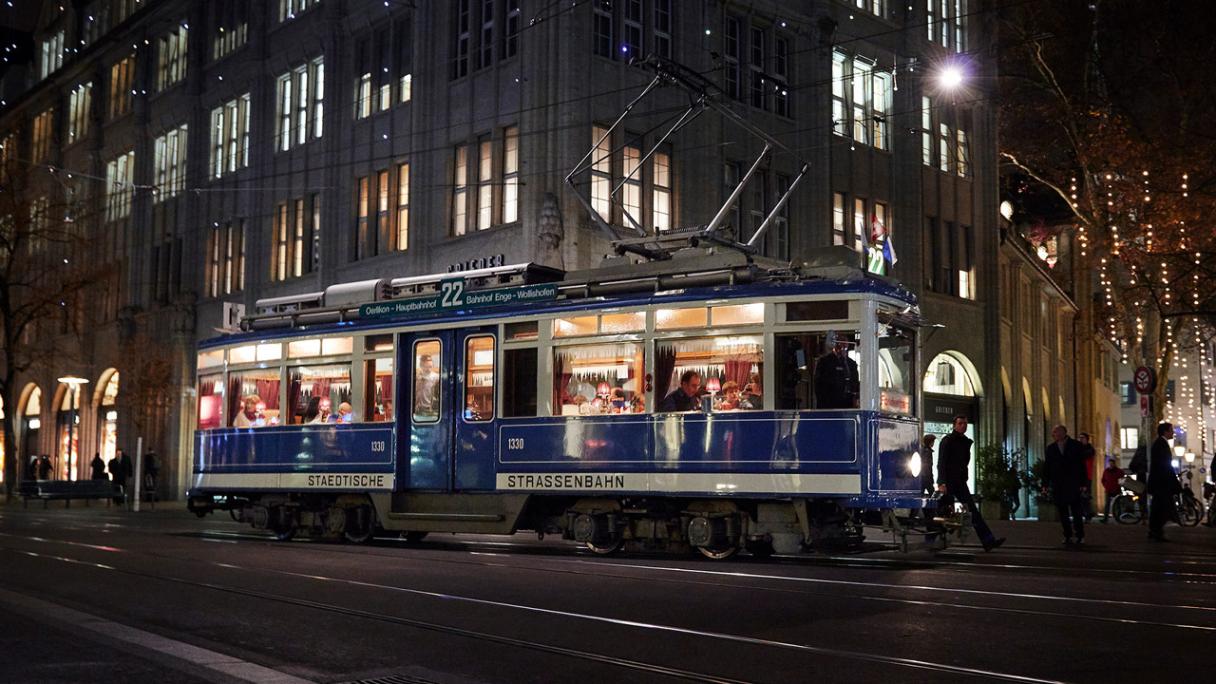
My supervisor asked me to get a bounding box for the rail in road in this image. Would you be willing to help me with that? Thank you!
[1,508,1214,683]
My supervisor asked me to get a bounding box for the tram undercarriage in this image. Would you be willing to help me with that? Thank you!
[191,492,948,557]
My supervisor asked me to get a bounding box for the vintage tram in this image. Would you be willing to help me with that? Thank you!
[187,248,932,557]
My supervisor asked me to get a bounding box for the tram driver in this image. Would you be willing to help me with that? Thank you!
[659,370,703,412]
[814,332,859,409]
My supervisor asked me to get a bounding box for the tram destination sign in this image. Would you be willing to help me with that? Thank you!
[359,279,559,320]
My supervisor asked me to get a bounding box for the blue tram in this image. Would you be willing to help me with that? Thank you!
[188,250,932,556]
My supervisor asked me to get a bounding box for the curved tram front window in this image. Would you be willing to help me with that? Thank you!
[877,321,916,416]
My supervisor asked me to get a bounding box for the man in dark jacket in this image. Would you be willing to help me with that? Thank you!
[1148,422,1180,541]
[658,370,702,412]
[1128,443,1149,519]
[1043,425,1090,545]
[937,415,1005,551]
[814,335,858,409]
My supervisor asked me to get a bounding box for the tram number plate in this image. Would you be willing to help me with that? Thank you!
[370,441,387,452]
[440,279,465,307]
[507,438,525,450]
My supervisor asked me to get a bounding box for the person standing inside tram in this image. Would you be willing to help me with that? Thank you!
[659,370,702,412]
[415,355,440,418]
[814,332,859,409]
[937,415,1006,551]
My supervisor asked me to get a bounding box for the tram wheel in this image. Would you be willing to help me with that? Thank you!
[343,507,376,544]
[271,524,296,542]
[400,531,429,543]
[697,545,739,560]
[585,538,624,555]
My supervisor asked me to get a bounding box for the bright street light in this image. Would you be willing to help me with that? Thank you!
[938,65,965,90]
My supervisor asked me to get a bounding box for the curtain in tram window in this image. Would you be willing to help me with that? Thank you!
[725,358,751,387]
[255,380,280,409]
[227,375,243,423]
[654,344,676,400]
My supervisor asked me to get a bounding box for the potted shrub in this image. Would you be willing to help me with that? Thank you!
[976,444,1021,521]
[1026,459,1057,522]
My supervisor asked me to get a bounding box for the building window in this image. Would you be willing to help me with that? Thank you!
[1120,381,1136,405]
[654,0,672,59]
[623,0,643,60]
[956,127,970,177]
[652,151,671,232]
[749,27,767,110]
[591,125,612,222]
[772,174,790,259]
[355,175,371,255]
[1120,426,1139,450]
[832,192,847,246]
[397,18,413,103]
[272,194,320,280]
[209,94,251,178]
[276,58,323,151]
[503,126,519,224]
[724,162,741,235]
[832,52,846,136]
[279,0,320,22]
[476,137,493,230]
[212,1,249,60]
[157,24,188,91]
[958,224,975,299]
[835,52,892,150]
[105,151,135,222]
[153,125,188,201]
[28,196,50,252]
[396,162,410,250]
[939,121,951,172]
[479,0,494,69]
[505,0,521,57]
[452,145,468,236]
[207,220,245,297]
[376,169,390,252]
[108,55,135,120]
[774,36,790,117]
[724,17,741,100]
[747,173,766,244]
[68,83,93,144]
[0,133,15,184]
[928,0,968,51]
[593,0,613,58]
[31,110,54,165]
[623,145,642,231]
[377,30,392,110]
[355,72,372,119]
[853,198,866,253]
[857,0,886,16]
[922,97,933,165]
[39,30,64,79]
[454,0,471,78]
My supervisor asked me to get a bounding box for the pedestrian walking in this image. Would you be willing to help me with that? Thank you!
[89,453,107,480]
[1128,443,1149,520]
[1044,425,1090,545]
[36,455,52,480]
[936,415,1005,551]
[1078,432,1097,521]
[920,434,937,496]
[1148,422,1181,541]
[109,449,133,504]
[1100,457,1124,523]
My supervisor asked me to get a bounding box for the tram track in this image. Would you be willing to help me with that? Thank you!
[0,542,1066,683]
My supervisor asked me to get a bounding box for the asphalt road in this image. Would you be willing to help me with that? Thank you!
[0,503,1213,684]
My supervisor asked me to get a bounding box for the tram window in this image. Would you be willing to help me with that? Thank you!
[198,349,224,369]
[198,374,223,430]
[878,323,916,415]
[655,307,708,330]
[228,344,256,364]
[364,358,393,422]
[502,348,538,417]
[288,339,322,358]
[601,311,645,333]
[554,343,644,415]
[553,315,598,338]
[412,340,441,423]
[365,334,394,352]
[464,336,495,422]
[655,336,763,412]
[775,332,860,410]
[228,368,282,427]
[256,343,283,362]
[710,303,764,326]
[785,301,849,322]
[505,321,538,341]
[322,337,353,356]
[288,364,354,424]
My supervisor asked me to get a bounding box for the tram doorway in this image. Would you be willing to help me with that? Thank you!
[401,327,498,491]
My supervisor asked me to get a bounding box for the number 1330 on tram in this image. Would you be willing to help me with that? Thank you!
[188,251,935,557]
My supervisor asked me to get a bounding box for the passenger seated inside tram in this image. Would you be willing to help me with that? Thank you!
[740,382,762,410]
[717,381,742,410]
[659,370,703,412]
[335,402,355,423]
[233,395,264,428]
[308,398,332,424]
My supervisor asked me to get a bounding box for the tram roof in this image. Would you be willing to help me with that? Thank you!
[201,273,916,349]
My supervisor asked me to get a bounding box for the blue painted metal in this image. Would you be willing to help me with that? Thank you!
[401,330,454,491]
[195,423,394,474]
[454,327,498,490]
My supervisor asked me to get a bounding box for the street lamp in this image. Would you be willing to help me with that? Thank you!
[937,65,965,91]
[58,376,89,481]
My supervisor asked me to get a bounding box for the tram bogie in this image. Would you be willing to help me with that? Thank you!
[188,253,937,556]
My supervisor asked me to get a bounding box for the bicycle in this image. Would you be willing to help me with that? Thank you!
[1176,471,1203,527]
[1112,476,1147,525]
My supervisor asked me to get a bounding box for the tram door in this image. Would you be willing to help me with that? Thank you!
[399,327,497,491]
[401,331,455,490]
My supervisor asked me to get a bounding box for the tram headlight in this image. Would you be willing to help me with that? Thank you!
[908,451,922,479]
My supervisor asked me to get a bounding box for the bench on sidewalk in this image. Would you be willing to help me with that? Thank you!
[21,481,125,509]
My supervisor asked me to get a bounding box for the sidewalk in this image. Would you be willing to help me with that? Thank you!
[958,515,1216,554]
